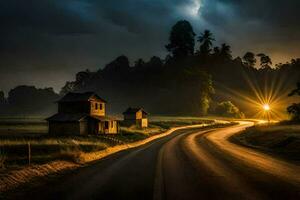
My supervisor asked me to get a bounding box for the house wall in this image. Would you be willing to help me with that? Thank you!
[98,121,118,134]
[48,122,81,135]
[58,100,105,117]
[124,111,147,120]
[140,118,148,128]
[124,113,136,120]
[58,102,90,114]
[136,110,143,119]
[90,100,105,116]
[107,121,118,134]
[79,121,89,135]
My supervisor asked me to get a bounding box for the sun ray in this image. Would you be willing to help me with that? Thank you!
[215,68,290,121]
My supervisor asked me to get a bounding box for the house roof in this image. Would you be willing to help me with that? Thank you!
[58,92,107,103]
[123,107,148,115]
[46,113,88,122]
[46,113,118,122]
[90,115,119,121]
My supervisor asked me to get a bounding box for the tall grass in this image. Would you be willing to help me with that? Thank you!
[0,149,6,169]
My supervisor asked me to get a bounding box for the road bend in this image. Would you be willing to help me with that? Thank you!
[8,122,300,200]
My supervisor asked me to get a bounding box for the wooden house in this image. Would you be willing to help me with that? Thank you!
[46,92,119,135]
[123,107,148,128]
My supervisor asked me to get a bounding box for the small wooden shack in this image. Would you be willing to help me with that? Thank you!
[46,92,119,135]
[123,107,148,128]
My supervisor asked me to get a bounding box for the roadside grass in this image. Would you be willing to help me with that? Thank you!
[0,116,217,168]
[0,149,6,169]
[0,117,237,195]
[117,125,165,142]
[230,123,300,163]
[150,117,213,129]
[0,137,110,166]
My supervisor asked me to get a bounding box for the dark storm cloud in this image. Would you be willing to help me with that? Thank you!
[0,0,299,93]
[199,0,300,60]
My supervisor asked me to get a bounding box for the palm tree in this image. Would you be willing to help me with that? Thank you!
[220,43,232,60]
[198,30,215,56]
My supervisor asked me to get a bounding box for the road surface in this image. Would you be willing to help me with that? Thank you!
[8,122,300,200]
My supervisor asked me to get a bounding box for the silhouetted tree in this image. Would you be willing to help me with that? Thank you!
[52,21,300,117]
[0,91,5,104]
[104,55,130,72]
[7,86,59,114]
[287,82,300,122]
[287,103,300,122]
[148,56,163,68]
[212,46,220,57]
[215,101,245,118]
[257,53,272,69]
[60,81,77,96]
[134,58,146,68]
[288,82,300,96]
[243,52,256,67]
[219,43,232,60]
[165,20,196,58]
[198,30,215,56]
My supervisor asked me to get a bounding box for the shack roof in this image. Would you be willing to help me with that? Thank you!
[46,113,118,122]
[123,107,148,115]
[58,92,107,103]
[46,113,88,122]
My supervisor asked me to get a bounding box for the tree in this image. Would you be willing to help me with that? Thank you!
[198,30,215,56]
[287,103,300,122]
[134,58,146,68]
[166,20,196,58]
[219,43,232,60]
[104,55,130,72]
[212,46,220,57]
[257,53,272,69]
[7,86,59,114]
[288,82,300,96]
[287,82,300,122]
[0,91,5,104]
[215,101,245,118]
[148,56,163,68]
[243,52,256,67]
[60,81,76,96]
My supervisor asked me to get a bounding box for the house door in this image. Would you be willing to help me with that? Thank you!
[104,121,109,133]
[88,120,99,134]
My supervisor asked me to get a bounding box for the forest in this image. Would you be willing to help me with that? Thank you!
[0,20,299,119]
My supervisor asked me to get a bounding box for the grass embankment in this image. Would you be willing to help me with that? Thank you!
[0,117,214,168]
[231,123,300,163]
[0,117,233,193]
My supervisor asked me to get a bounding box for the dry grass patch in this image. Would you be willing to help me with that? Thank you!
[231,124,300,162]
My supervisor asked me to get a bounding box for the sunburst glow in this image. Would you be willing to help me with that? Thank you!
[214,68,293,121]
[263,104,270,111]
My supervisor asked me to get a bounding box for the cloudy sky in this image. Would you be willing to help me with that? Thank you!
[0,0,299,93]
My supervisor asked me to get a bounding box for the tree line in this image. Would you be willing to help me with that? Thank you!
[0,20,299,120]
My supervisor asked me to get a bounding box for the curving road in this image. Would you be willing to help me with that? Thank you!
[9,122,300,200]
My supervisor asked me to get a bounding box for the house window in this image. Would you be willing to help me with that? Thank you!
[111,121,114,128]
[105,121,109,129]
[95,103,98,110]
[100,103,103,110]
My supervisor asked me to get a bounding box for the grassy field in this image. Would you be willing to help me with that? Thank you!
[0,116,215,168]
[231,123,300,163]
